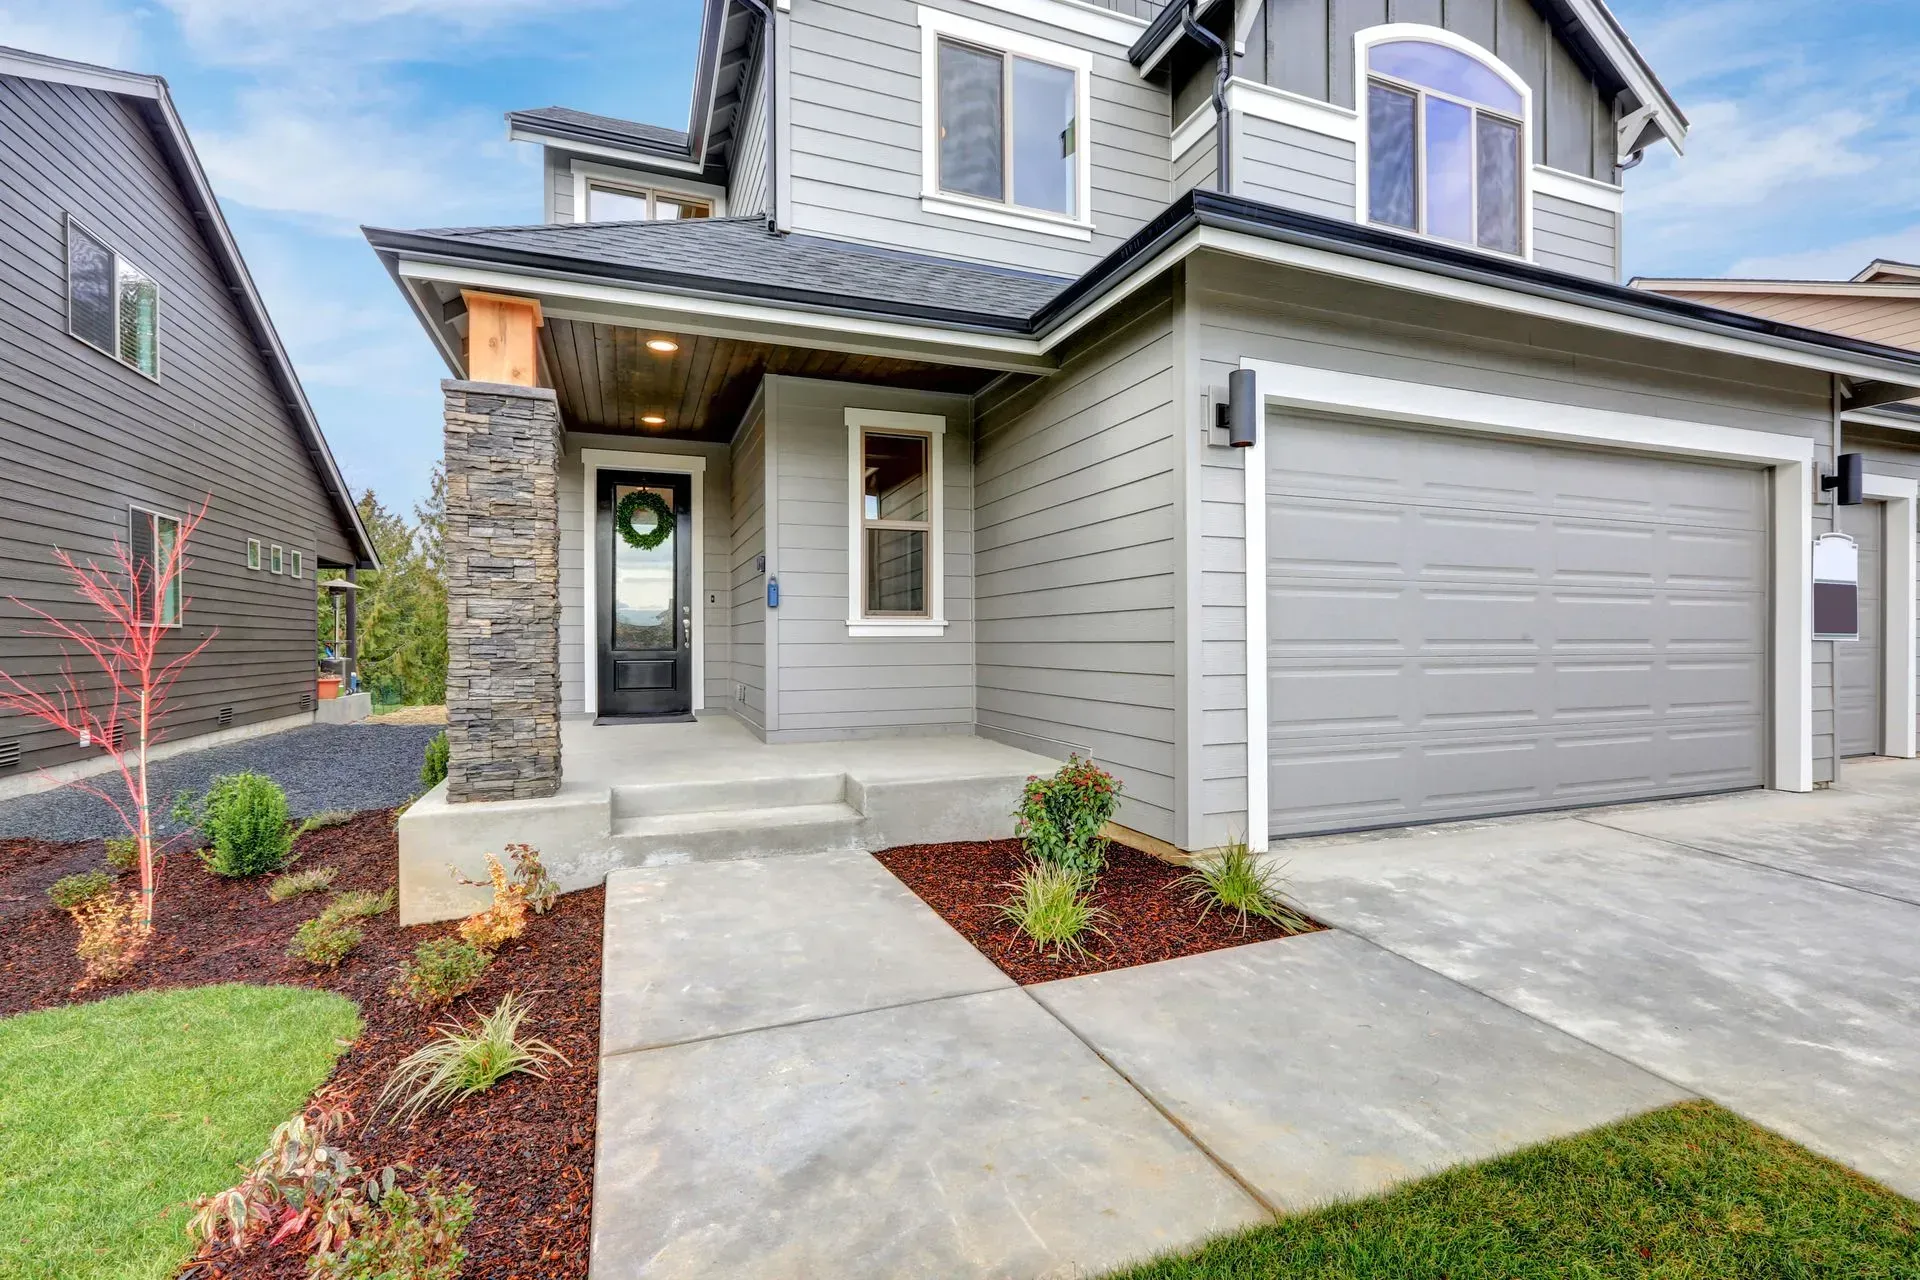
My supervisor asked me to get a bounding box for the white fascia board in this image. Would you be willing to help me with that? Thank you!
[394,258,1055,372]
[1225,78,1360,145]
[1533,165,1624,214]
[1863,473,1919,758]
[0,50,160,98]
[1565,0,1687,154]
[951,0,1148,46]
[507,126,707,175]
[1844,406,1920,433]
[1635,279,1920,299]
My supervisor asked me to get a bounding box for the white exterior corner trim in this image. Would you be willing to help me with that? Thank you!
[845,407,948,637]
[915,6,1096,241]
[1236,357,1817,851]
[1532,165,1625,214]
[1225,78,1361,145]
[1352,24,1535,263]
[952,0,1147,46]
[1863,472,1919,759]
[579,448,708,715]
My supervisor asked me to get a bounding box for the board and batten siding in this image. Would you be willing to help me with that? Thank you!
[762,376,976,740]
[556,435,732,717]
[1186,253,1838,842]
[731,402,769,729]
[782,0,1169,274]
[974,289,1182,841]
[0,73,356,775]
[1240,0,1617,181]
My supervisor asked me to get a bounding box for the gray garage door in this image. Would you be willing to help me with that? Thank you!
[1837,500,1884,758]
[1267,412,1770,836]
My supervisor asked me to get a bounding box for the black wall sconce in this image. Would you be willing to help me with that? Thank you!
[1216,367,1257,448]
[1822,451,1863,505]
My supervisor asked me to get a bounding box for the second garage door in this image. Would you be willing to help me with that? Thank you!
[1267,412,1770,836]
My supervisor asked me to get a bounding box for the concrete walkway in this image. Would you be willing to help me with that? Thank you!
[590,853,1684,1279]
[1276,757,1920,1202]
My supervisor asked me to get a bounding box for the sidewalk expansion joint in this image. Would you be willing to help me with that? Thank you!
[1572,815,1920,911]
[597,982,1015,1062]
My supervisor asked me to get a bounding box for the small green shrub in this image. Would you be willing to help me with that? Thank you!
[394,938,492,1009]
[420,732,450,789]
[182,772,294,877]
[47,870,113,910]
[1015,755,1121,882]
[1178,840,1315,934]
[374,995,568,1126]
[997,860,1108,959]
[268,866,338,903]
[290,914,363,969]
[309,1168,473,1280]
[295,809,355,840]
[103,837,139,873]
[324,888,396,921]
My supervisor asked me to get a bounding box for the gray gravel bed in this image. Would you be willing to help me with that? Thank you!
[0,723,446,843]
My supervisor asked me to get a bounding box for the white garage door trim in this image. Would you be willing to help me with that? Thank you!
[1862,473,1918,760]
[1238,358,1816,851]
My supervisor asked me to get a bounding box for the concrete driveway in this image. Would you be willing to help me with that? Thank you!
[1277,756,1920,1201]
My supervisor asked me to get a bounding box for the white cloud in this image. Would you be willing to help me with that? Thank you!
[1629,100,1877,215]
[155,0,622,66]
[0,0,142,67]
[1728,226,1920,281]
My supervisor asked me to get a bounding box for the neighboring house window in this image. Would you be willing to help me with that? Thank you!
[846,408,946,636]
[66,216,159,377]
[916,8,1093,238]
[584,181,712,222]
[1363,33,1527,256]
[247,538,261,571]
[270,544,284,575]
[129,507,182,627]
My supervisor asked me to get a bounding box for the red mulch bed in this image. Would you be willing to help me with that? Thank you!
[0,811,601,1280]
[874,838,1320,985]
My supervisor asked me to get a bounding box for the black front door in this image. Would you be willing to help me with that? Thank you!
[596,469,693,719]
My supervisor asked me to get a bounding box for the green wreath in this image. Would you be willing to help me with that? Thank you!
[615,489,675,551]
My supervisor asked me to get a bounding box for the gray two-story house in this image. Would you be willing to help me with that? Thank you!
[369,0,1920,918]
[0,47,376,800]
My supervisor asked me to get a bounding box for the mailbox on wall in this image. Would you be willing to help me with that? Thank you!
[1813,532,1860,641]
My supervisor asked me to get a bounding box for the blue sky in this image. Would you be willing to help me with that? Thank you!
[6,0,1918,513]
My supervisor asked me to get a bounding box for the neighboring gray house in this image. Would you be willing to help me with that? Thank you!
[0,47,377,798]
[368,0,1920,914]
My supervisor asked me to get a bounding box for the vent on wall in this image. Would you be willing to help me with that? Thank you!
[0,740,18,770]
[217,706,234,729]
[299,692,313,712]
[105,722,126,751]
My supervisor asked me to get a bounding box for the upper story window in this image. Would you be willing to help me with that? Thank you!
[917,7,1093,240]
[1363,33,1528,257]
[66,216,159,378]
[585,180,712,222]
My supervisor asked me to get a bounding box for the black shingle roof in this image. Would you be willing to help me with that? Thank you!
[508,106,690,156]
[372,216,1073,330]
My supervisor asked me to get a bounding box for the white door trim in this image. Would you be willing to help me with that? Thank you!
[1863,473,1918,758]
[580,448,707,715]
[1238,358,1816,851]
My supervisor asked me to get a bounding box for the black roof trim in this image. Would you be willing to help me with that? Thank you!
[506,107,691,158]
[1128,0,1227,68]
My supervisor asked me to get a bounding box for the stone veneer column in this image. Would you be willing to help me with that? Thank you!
[442,379,563,802]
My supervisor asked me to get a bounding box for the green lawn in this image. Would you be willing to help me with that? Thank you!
[0,984,360,1280]
[1108,1101,1920,1280]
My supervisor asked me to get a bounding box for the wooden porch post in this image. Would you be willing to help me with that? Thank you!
[462,290,544,387]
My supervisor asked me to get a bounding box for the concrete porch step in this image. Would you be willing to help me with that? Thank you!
[611,772,847,820]
[611,800,867,863]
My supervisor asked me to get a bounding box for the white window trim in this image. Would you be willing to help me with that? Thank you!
[568,160,727,225]
[269,544,284,575]
[1352,24,1535,262]
[130,505,184,629]
[1236,357,1818,852]
[916,6,1096,242]
[846,407,947,636]
[246,538,261,571]
[580,448,707,713]
[65,213,162,382]
[1862,473,1919,759]
[289,549,304,580]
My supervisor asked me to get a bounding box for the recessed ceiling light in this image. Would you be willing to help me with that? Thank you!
[645,338,679,354]
[641,414,667,426]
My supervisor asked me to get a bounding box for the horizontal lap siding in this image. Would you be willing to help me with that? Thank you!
[1174,119,1217,197]
[730,47,770,219]
[557,437,732,717]
[768,377,975,738]
[1533,192,1617,282]
[1842,430,1920,751]
[732,409,769,728]
[975,293,1180,839]
[1233,115,1355,220]
[785,0,1170,273]
[0,75,354,774]
[1191,255,1834,838]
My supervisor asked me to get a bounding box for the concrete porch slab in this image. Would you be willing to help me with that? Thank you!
[1031,932,1689,1213]
[1274,811,1920,1200]
[599,853,1010,1055]
[590,988,1266,1280]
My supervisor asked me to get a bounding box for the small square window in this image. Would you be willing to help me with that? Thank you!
[246,539,261,571]
[269,544,284,575]
[290,550,303,579]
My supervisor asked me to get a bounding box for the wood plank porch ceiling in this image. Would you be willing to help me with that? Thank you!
[541,319,1000,442]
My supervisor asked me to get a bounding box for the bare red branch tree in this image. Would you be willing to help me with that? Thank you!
[0,500,216,933]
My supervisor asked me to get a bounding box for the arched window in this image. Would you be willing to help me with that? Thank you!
[1364,35,1526,255]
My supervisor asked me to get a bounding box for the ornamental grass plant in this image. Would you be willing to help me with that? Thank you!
[373,995,568,1127]
[1178,841,1315,934]
[997,860,1109,959]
